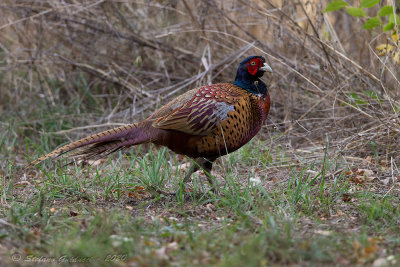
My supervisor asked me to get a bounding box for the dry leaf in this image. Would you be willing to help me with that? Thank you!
[175,162,191,172]
[153,242,179,260]
[352,176,364,185]
[379,160,390,167]
[143,240,156,246]
[87,158,107,166]
[342,194,352,202]
[114,186,151,199]
[206,203,215,212]
[346,168,375,185]
[314,230,331,236]
[372,258,387,267]
[249,177,261,186]
[306,170,318,177]
[15,181,32,187]
[365,156,374,164]
[353,237,377,263]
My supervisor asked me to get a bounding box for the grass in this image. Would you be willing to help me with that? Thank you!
[1,139,400,266]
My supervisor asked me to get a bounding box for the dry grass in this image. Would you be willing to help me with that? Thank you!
[1,0,399,163]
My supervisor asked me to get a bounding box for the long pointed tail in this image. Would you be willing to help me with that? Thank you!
[26,122,154,168]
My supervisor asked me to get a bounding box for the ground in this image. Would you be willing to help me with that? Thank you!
[1,137,399,266]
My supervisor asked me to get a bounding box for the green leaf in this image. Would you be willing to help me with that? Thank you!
[364,90,379,99]
[389,13,400,24]
[324,1,349,12]
[363,17,381,29]
[346,7,367,17]
[347,92,368,105]
[348,92,361,101]
[360,0,380,8]
[378,5,394,16]
[364,90,383,103]
[383,22,395,31]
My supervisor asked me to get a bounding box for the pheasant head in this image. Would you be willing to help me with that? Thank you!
[234,56,272,95]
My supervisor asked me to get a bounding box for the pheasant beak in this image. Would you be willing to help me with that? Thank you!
[260,63,272,73]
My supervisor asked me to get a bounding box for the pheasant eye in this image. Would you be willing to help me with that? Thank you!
[250,61,256,66]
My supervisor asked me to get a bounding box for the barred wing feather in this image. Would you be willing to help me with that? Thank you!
[153,94,237,136]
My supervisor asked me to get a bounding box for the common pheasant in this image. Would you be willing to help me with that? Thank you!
[27,56,272,188]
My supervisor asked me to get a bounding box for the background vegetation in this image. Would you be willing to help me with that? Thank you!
[1,0,399,266]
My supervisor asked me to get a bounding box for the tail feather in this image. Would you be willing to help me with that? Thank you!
[26,122,152,168]
[66,138,142,161]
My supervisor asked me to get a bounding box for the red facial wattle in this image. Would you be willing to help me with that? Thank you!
[247,66,258,75]
[246,58,263,75]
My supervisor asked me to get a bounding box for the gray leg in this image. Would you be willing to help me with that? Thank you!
[202,158,216,188]
[163,158,218,197]
[182,158,202,183]
[183,157,216,185]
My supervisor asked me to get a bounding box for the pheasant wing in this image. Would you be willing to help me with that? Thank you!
[152,84,239,136]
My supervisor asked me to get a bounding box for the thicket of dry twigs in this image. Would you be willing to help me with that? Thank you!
[1,0,399,167]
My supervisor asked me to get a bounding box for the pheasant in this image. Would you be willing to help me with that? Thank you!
[27,56,272,188]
